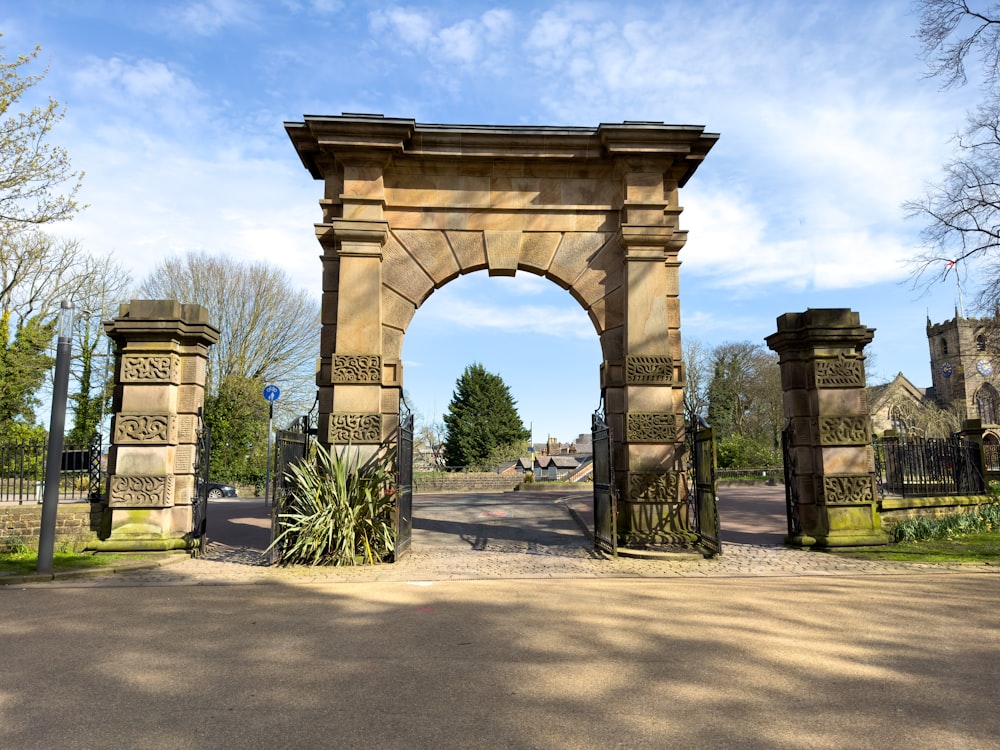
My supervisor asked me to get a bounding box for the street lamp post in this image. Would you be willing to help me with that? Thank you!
[37,301,75,575]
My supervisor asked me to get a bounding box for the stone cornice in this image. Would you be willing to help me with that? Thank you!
[286,114,719,187]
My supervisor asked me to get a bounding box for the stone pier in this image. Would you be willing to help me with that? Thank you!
[94,300,219,551]
[766,308,890,547]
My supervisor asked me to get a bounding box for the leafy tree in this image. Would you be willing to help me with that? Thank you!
[908,1,1000,339]
[443,363,530,470]
[0,313,53,438]
[682,336,710,418]
[203,375,270,486]
[0,38,87,439]
[705,341,783,468]
[0,40,83,229]
[138,252,320,419]
[67,254,132,444]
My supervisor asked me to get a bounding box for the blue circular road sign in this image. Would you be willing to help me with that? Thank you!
[263,384,280,402]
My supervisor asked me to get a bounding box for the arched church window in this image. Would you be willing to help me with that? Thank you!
[977,334,987,352]
[942,338,949,355]
[975,384,1000,425]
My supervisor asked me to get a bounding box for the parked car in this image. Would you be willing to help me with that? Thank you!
[203,481,238,499]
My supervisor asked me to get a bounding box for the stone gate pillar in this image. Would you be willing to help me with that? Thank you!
[615,167,690,546]
[765,309,889,547]
[314,150,400,461]
[96,300,219,550]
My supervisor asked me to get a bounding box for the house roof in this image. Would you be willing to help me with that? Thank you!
[868,372,928,412]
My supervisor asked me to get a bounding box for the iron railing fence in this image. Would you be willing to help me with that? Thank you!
[0,434,104,504]
[873,435,985,498]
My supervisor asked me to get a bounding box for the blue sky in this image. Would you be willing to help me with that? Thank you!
[2,0,981,443]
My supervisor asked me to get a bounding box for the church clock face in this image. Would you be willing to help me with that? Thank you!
[941,361,954,378]
[976,359,993,377]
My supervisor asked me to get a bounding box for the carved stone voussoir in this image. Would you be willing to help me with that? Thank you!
[121,353,180,383]
[114,414,176,445]
[817,415,870,446]
[821,474,876,505]
[626,412,678,443]
[625,355,674,385]
[814,354,865,388]
[332,354,382,383]
[329,413,382,442]
[627,471,679,503]
[108,475,175,507]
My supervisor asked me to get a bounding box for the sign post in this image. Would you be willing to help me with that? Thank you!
[263,385,280,506]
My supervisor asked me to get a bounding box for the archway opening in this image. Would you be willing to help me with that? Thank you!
[400,270,603,553]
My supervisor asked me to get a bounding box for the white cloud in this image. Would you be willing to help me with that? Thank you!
[370,7,436,49]
[369,6,515,68]
[70,57,209,130]
[170,0,257,36]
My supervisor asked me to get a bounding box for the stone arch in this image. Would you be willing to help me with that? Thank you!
[287,114,718,545]
[379,230,620,363]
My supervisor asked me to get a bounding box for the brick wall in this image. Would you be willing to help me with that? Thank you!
[0,503,101,552]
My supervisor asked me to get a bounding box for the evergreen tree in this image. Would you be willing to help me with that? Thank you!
[443,363,530,470]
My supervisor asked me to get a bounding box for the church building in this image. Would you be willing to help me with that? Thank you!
[869,314,999,456]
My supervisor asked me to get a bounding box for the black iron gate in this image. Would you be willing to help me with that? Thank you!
[192,408,211,552]
[781,420,801,538]
[592,404,617,555]
[394,405,414,560]
[687,413,720,556]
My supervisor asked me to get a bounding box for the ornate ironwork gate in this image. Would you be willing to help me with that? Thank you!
[781,420,801,538]
[592,404,617,555]
[687,413,720,556]
[192,408,211,553]
[393,405,414,560]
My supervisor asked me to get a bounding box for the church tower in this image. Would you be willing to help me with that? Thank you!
[926,313,999,426]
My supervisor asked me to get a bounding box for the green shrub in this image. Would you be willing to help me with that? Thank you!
[2,536,29,554]
[268,444,396,566]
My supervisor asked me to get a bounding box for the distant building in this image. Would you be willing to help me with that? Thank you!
[868,313,998,454]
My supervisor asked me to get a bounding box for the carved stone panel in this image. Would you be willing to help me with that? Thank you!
[121,353,180,383]
[625,356,674,385]
[816,416,870,446]
[821,474,877,504]
[173,445,195,474]
[626,412,677,443]
[814,354,865,388]
[627,471,678,502]
[329,413,382,442]
[114,414,176,445]
[177,415,198,444]
[177,385,203,414]
[108,475,175,507]
[332,354,382,383]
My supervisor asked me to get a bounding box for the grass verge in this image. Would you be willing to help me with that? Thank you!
[832,533,1000,563]
[0,550,169,576]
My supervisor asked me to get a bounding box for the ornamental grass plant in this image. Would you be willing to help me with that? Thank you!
[268,444,396,566]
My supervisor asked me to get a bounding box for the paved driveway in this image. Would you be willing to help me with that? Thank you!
[3,488,998,749]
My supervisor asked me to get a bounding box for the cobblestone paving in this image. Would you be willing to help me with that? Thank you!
[21,492,998,588]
